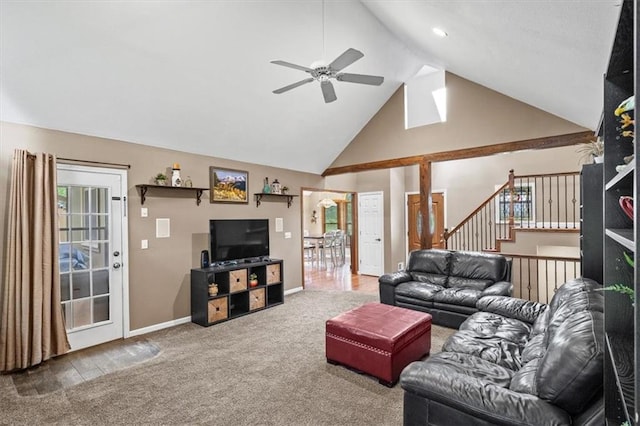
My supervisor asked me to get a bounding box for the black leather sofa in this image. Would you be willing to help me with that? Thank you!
[379,249,512,328]
[400,277,604,426]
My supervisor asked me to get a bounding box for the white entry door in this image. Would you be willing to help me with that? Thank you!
[358,191,384,276]
[57,165,129,351]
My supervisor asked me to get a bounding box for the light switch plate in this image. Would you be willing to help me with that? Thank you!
[141,239,148,249]
[141,207,148,217]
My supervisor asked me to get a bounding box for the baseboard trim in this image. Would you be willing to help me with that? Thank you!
[285,286,304,296]
[128,287,302,337]
[128,316,192,338]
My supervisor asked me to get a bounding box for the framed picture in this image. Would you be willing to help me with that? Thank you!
[210,167,249,204]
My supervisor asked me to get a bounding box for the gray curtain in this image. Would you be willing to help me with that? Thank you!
[1,149,70,372]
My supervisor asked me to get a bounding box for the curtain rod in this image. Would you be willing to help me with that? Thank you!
[58,157,131,169]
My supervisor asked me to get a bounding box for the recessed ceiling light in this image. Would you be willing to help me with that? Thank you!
[432,28,448,38]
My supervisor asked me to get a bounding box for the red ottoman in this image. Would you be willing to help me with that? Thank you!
[325,302,432,387]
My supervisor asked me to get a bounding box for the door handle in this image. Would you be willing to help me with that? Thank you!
[113,262,121,269]
[375,238,381,241]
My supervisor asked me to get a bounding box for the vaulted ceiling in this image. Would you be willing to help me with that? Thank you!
[0,1,622,174]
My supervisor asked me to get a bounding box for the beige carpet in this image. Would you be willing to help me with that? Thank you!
[0,290,455,425]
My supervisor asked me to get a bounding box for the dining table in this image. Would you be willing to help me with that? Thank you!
[304,235,324,269]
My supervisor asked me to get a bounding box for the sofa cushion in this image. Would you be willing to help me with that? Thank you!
[459,311,532,346]
[449,251,509,284]
[409,272,449,286]
[477,296,547,325]
[510,358,541,394]
[521,334,546,364]
[434,287,482,307]
[442,329,524,371]
[406,249,451,286]
[545,278,603,346]
[536,309,604,415]
[396,281,444,302]
[447,276,493,291]
[409,352,516,388]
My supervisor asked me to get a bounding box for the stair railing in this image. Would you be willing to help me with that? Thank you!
[443,170,581,252]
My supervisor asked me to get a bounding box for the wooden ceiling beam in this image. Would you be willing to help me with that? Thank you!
[321,130,593,177]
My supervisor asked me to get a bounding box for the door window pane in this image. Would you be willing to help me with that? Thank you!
[89,243,109,268]
[58,182,112,334]
[93,270,109,295]
[60,274,70,301]
[93,296,110,323]
[72,299,91,328]
[90,188,108,214]
[72,271,91,299]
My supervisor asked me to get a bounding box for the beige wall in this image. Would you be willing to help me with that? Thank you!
[1,71,591,331]
[327,146,583,274]
[330,72,588,168]
[326,72,590,273]
[0,122,325,331]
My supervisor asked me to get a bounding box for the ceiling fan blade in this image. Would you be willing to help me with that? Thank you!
[273,77,315,94]
[337,73,384,86]
[270,60,315,73]
[321,81,337,103]
[328,48,364,72]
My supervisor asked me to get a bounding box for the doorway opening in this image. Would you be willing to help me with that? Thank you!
[302,188,371,291]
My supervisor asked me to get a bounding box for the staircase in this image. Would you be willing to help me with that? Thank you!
[443,169,581,253]
[442,169,583,303]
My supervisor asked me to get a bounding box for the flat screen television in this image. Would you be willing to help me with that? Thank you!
[209,219,269,263]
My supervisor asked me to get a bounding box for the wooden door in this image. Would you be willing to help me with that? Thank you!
[408,192,445,251]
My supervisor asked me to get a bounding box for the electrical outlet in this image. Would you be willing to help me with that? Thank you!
[141,239,148,249]
[397,262,404,271]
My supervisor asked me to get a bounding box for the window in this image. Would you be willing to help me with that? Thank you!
[496,184,535,224]
[322,196,353,241]
[323,205,338,232]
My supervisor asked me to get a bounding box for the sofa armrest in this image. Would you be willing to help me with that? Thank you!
[401,360,570,426]
[480,280,512,297]
[378,271,412,287]
[378,271,412,306]
[476,295,547,325]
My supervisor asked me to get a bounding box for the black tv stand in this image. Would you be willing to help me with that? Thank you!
[190,259,284,327]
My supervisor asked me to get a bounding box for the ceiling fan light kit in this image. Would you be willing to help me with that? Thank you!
[271,48,384,103]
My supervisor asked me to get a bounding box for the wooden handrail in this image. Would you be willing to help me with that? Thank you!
[513,171,580,179]
[503,253,580,262]
[443,181,509,238]
[443,168,581,252]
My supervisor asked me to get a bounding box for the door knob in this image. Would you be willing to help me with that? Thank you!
[113,262,121,269]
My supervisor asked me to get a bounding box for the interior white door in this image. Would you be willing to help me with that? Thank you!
[358,191,384,276]
[57,165,128,351]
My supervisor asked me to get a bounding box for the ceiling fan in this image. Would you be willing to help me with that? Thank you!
[270,48,384,103]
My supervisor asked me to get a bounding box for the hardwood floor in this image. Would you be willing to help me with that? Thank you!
[7,258,378,395]
[303,256,379,294]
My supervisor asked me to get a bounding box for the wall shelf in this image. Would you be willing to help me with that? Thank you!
[254,193,298,208]
[602,1,638,423]
[135,184,208,206]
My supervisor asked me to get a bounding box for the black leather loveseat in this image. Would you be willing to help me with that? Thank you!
[379,249,512,328]
[400,277,604,426]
